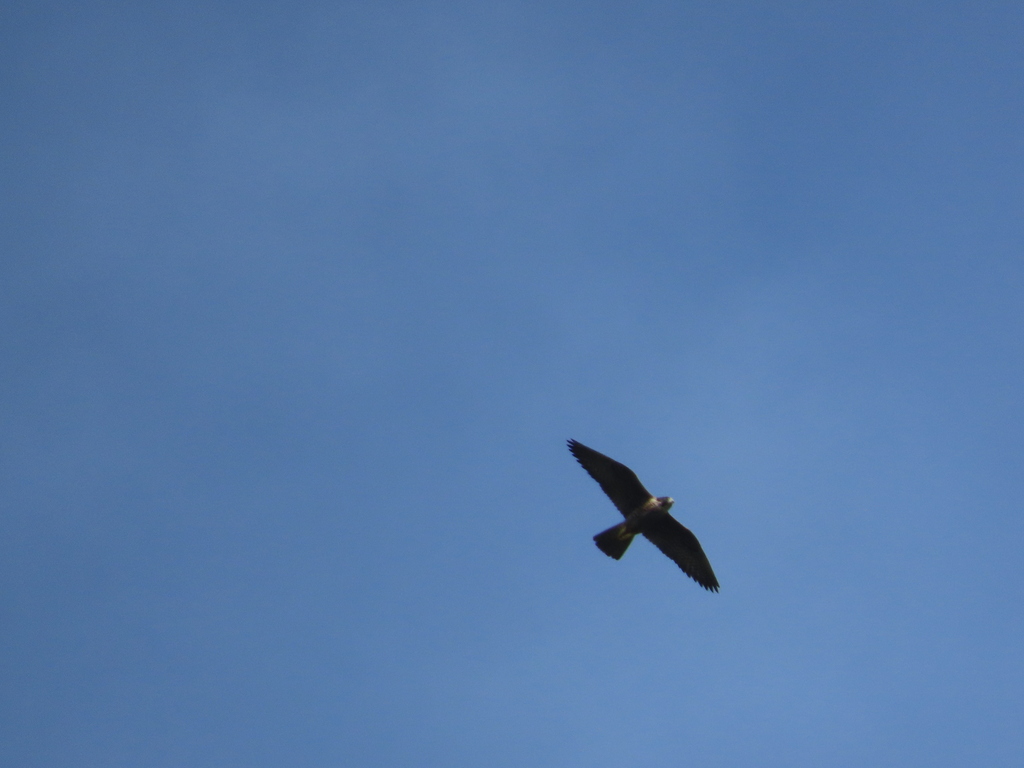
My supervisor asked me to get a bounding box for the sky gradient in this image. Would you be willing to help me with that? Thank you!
[3,2,1024,766]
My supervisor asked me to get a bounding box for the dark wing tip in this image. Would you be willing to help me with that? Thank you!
[686,569,720,592]
[566,438,585,464]
[693,576,720,592]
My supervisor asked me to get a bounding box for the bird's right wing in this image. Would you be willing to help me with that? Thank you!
[642,514,720,592]
[568,440,654,517]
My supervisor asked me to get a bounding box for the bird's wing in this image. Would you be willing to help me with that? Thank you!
[568,439,654,517]
[641,514,720,592]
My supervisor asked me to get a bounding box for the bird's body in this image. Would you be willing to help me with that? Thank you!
[568,439,719,592]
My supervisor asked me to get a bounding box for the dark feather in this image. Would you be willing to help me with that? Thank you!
[641,514,720,592]
[593,522,634,559]
[567,440,653,518]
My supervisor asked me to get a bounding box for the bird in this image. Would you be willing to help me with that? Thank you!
[568,439,719,592]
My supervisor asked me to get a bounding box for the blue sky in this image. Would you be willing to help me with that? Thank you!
[2,2,1023,765]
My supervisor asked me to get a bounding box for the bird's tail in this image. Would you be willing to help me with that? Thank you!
[593,522,635,560]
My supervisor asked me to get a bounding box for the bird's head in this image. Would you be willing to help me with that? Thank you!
[657,496,675,510]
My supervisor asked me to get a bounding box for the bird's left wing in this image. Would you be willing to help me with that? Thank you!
[642,514,720,592]
[568,440,653,517]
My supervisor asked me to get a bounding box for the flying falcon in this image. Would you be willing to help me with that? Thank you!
[568,439,719,592]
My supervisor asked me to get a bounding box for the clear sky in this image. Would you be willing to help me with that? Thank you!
[3,2,1023,766]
